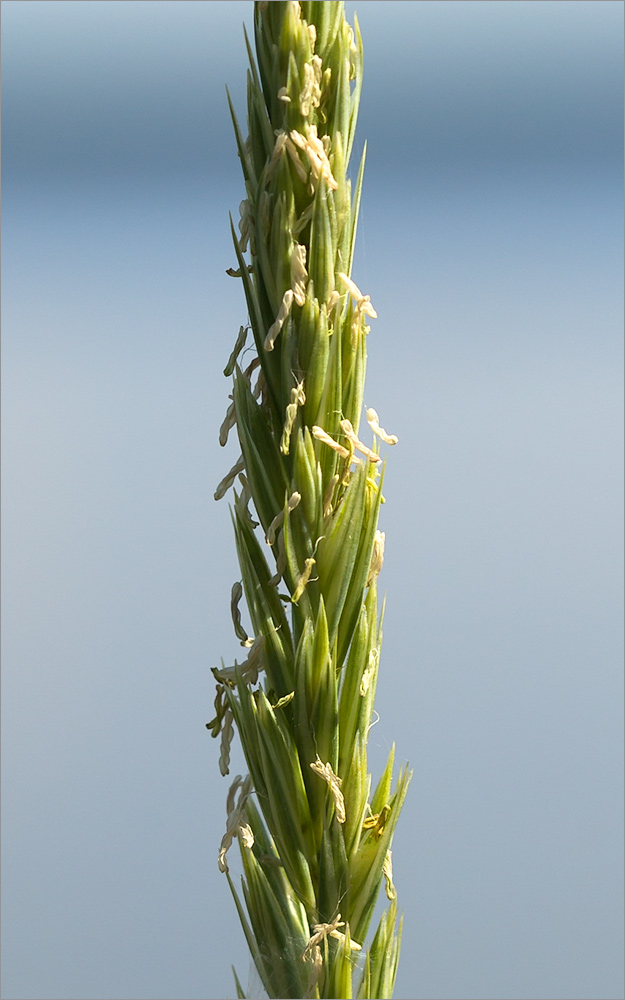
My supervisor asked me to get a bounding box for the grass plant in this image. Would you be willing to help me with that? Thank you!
[208,4,410,996]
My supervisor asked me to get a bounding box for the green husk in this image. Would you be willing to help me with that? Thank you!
[209,4,410,997]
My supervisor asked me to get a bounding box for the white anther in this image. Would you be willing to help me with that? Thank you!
[264,289,294,351]
[231,581,252,647]
[214,455,245,501]
[218,774,253,872]
[367,530,385,586]
[238,823,255,849]
[338,272,377,344]
[265,492,301,546]
[219,400,236,447]
[360,646,379,696]
[340,418,381,463]
[291,557,316,604]
[323,474,339,518]
[312,425,350,460]
[219,708,234,777]
[291,243,308,307]
[223,325,248,377]
[366,407,398,445]
[289,127,337,191]
[383,850,396,900]
[310,757,345,823]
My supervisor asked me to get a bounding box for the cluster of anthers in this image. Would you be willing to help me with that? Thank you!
[302,913,362,996]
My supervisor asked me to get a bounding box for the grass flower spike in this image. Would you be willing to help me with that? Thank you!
[208,4,410,997]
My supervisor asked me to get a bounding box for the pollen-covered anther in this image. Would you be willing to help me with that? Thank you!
[218,774,253,872]
[367,530,385,585]
[219,707,234,776]
[223,325,248,377]
[299,60,322,117]
[277,86,291,103]
[213,634,265,688]
[310,757,346,823]
[225,265,253,278]
[214,454,245,501]
[265,130,289,185]
[268,530,287,587]
[323,474,340,518]
[360,646,379,696]
[289,127,338,191]
[219,400,236,448]
[302,914,361,963]
[383,850,397,900]
[238,199,251,253]
[338,272,377,342]
[252,369,265,401]
[291,557,316,604]
[230,581,252,646]
[312,425,350,460]
[290,243,308,307]
[340,418,381,463]
[366,407,398,445]
[238,823,255,850]
[284,134,309,184]
[299,62,314,116]
[281,380,306,454]
[264,289,294,351]
[265,492,301,546]
[242,356,261,382]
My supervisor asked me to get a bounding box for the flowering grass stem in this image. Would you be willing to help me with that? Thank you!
[208,4,410,997]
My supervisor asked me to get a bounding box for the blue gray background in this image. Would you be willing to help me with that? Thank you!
[2,2,623,998]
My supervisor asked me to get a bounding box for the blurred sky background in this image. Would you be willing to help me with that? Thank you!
[1,2,623,999]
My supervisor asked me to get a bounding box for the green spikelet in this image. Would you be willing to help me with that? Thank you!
[209,4,411,997]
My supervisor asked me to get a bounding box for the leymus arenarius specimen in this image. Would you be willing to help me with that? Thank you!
[208,3,410,997]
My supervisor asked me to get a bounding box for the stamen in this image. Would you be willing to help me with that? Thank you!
[219,708,234,776]
[225,265,253,278]
[312,425,350,460]
[280,381,306,454]
[238,199,251,253]
[268,530,287,586]
[360,646,379,696]
[383,850,397,900]
[218,774,253,872]
[223,325,248,377]
[366,407,398,445]
[302,914,361,962]
[238,823,255,849]
[284,135,310,184]
[272,690,295,710]
[310,757,346,823]
[219,400,236,447]
[289,127,338,191]
[338,272,377,344]
[367,530,385,585]
[264,289,294,351]
[230,582,252,646]
[290,243,308,307]
[214,455,245,501]
[323,474,339,518]
[265,492,301,546]
[299,62,314,117]
[339,418,381,463]
[291,557,316,604]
